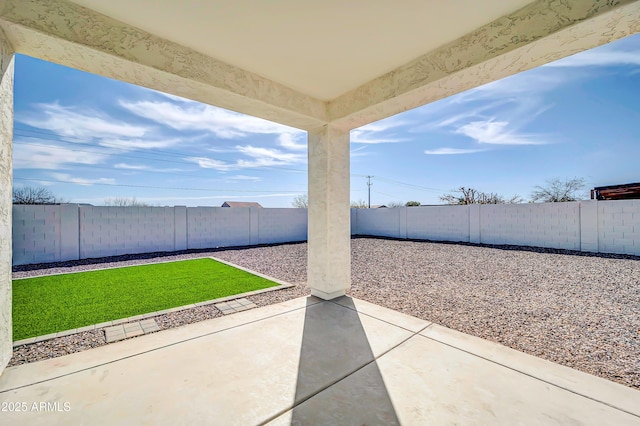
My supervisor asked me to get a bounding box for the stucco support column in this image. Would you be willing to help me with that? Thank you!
[0,28,15,375]
[307,125,351,300]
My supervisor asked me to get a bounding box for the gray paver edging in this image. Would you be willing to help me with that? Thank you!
[13,256,295,347]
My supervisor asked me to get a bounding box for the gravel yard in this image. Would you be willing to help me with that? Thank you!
[11,237,640,390]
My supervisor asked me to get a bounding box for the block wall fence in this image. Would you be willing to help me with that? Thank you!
[12,205,308,266]
[12,200,640,265]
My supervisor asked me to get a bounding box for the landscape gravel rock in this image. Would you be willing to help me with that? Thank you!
[10,238,640,390]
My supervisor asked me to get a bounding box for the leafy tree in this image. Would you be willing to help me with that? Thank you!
[291,193,308,208]
[440,187,522,205]
[13,186,59,204]
[104,197,150,207]
[405,201,421,207]
[350,200,368,208]
[530,177,586,202]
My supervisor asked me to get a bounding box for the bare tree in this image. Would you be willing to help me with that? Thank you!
[291,193,308,208]
[350,199,368,208]
[505,194,525,204]
[440,187,522,205]
[13,186,59,204]
[384,201,421,207]
[530,177,586,202]
[386,201,405,208]
[104,197,150,207]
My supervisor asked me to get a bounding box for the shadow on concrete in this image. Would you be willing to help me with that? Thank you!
[289,296,400,425]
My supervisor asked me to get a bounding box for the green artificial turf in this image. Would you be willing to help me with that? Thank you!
[13,258,278,340]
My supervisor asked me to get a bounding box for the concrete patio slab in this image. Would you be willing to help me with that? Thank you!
[0,296,324,392]
[270,334,639,425]
[0,296,638,425]
[420,324,640,417]
[332,295,430,333]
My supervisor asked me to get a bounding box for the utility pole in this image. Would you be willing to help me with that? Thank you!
[366,176,373,208]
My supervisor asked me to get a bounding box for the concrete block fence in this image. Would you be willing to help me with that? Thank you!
[350,200,640,256]
[12,205,308,266]
[12,200,640,265]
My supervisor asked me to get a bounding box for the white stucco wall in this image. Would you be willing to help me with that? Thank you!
[0,29,13,373]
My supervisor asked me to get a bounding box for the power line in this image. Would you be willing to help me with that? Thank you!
[15,161,309,186]
[16,161,210,179]
[372,189,400,200]
[14,177,302,193]
[375,176,447,194]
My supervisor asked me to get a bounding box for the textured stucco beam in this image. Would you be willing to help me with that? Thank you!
[328,0,640,131]
[1,0,639,133]
[0,0,327,131]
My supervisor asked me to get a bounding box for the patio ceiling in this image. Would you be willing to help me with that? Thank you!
[1,0,639,130]
[64,0,533,101]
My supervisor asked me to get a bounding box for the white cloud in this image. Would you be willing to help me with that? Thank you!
[424,148,486,155]
[112,163,190,173]
[351,128,408,144]
[187,144,306,171]
[51,173,115,186]
[120,100,303,139]
[278,133,306,150]
[13,140,107,169]
[98,137,182,151]
[545,50,640,68]
[457,72,566,101]
[225,175,263,182]
[16,102,183,157]
[351,115,411,144]
[14,179,56,187]
[350,145,369,158]
[187,157,232,171]
[113,163,149,170]
[236,146,304,163]
[357,117,409,133]
[152,90,194,103]
[455,120,548,145]
[18,102,148,140]
[413,71,557,149]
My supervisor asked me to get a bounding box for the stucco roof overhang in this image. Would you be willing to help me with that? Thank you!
[1,0,639,131]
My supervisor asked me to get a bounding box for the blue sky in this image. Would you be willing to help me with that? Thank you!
[12,34,640,207]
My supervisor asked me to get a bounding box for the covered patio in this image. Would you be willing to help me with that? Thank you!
[1,296,639,424]
[1,0,640,423]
